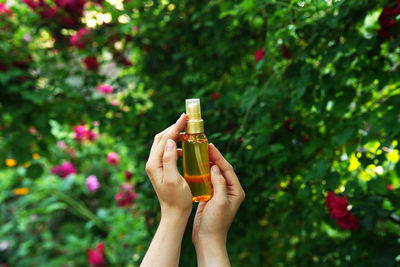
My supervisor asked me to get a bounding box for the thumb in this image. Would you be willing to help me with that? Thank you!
[210,165,227,201]
[162,139,180,178]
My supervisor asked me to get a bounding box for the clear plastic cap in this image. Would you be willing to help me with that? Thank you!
[186,99,202,121]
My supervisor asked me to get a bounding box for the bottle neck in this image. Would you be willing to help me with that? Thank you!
[186,120,204,134]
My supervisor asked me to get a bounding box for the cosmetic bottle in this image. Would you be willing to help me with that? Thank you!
[182,99,211,202]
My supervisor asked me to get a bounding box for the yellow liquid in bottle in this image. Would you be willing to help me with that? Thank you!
[182,133,211,202]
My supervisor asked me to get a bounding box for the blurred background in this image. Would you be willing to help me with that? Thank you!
[1,0,400,266]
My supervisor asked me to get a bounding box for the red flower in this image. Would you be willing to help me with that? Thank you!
[254,48,265,62]
[224,120,237,133]
[62,16,79,28]
[387,184,394,191]
[282,44,291,60]
[70,28,91,49]
[326,191,359,231]
[302,135,310,143]
[83,56,99,71]
[55,0,86,16]
[88,242,105,266]
[0,64,9,72]
[211,92,221,101]
[124,170,132,181]
[377,3,400,39]
[284,117,295,132]
[121,57,132,66]
[38,6,58,19]
[114,182,138,207]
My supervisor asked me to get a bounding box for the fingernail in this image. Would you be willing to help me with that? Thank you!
[212,165,221,174]
[166,139,175,151]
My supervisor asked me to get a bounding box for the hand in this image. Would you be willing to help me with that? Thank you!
[141,114,193,267]
[192,143,245,247]
[145,113,193,218]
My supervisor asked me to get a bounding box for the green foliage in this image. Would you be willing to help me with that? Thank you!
[1,0,400,266]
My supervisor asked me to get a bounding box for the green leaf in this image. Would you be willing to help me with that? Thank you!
[26,163,43,179]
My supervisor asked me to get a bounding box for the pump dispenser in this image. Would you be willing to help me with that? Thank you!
[182,99,211,202]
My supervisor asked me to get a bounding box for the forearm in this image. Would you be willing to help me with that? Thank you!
[195,237,230,267]
[141,214,189,267]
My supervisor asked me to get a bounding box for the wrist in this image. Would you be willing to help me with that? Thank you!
[160,206,191,224]
[194,236,229,267]
[194,233,226,251]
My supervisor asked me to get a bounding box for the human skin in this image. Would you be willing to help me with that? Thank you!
[141,113,192,267]
[141,113,245,267]
[192,144,245,267]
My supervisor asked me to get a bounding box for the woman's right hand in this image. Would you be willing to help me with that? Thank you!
[192,143,245,249]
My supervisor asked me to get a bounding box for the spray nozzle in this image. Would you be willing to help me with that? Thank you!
[186,99,202,121]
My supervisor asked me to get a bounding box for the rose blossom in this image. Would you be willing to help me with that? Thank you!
[74,124,97,142]
[211,92,220,101]
[124,170,132,181]
[83,56,99,71]
[0,3,12,16]
[51,162,77,178]
[254,48,265,62]
[326,191,359,231]
[114,182,138,207]
[107,152,120,165]
[88,242,104,266]
[97,84,114,94]
[0,240,8,251]
[70,28,91,49]
[86,175,100,192]
[57,140,68,150]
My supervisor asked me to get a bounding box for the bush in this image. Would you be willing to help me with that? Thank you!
[1,0,400,266]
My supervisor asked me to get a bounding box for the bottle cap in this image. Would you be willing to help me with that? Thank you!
[185,98,204,134]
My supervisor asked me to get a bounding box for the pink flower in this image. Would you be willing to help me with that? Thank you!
[0,3,12,16]
[73,124,97,142]
[83,56,99,71]
[114,182,138,207]
[29,126,37,135]
[74,124,88,141]
[107,152,120,165]
[387,184,394,191]
[0,240,8,251]
[57,140,68,150]
[86,175,100,192]
[254,48,265,62]
[87,130,96,140]
[97,84,114,94]
[88,242,105,266]
[70,28,91,49]
[111,99,119,106]
[51,162,77,178]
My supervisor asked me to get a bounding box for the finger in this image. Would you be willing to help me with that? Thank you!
[210,165,228,202]
[208,143,241,188]
[149,124,175,156]
[162,139,181,183]
[155,113,188,159]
